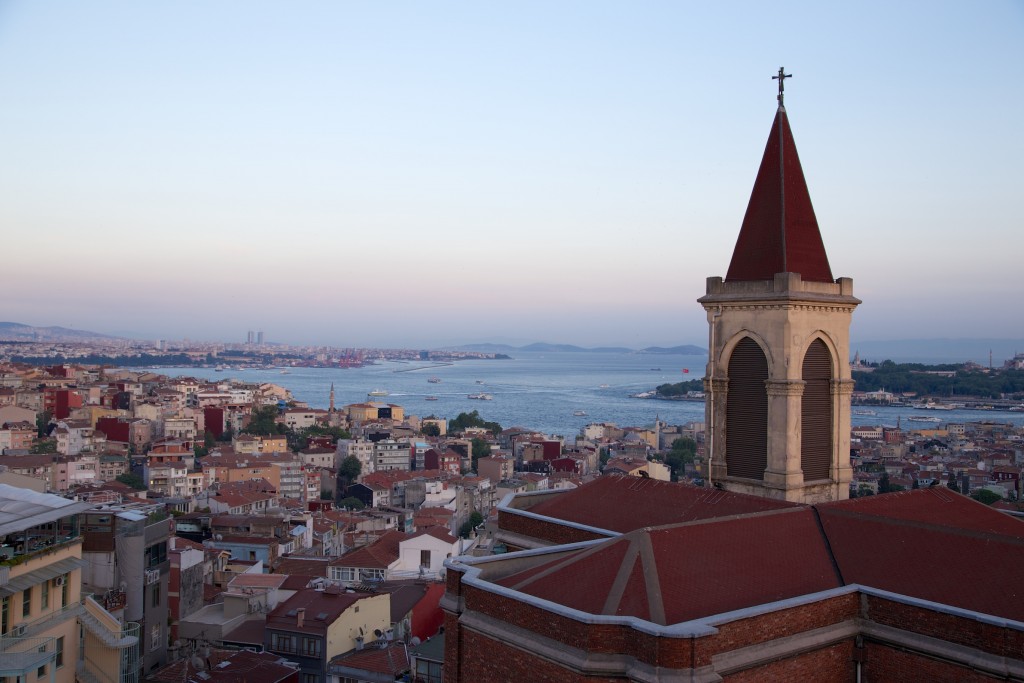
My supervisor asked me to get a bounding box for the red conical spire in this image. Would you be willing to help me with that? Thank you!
[725,100,834,283]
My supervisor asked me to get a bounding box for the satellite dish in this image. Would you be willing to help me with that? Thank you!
[410,637,421,646]
[190,656,205,670]
[373,629,383,638]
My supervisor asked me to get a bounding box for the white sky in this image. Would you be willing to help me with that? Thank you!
[1,1,1021,348]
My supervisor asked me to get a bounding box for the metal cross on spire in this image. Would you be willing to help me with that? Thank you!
[772,67,792,106]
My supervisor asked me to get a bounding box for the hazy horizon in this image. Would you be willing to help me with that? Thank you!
[1,2,1021,348]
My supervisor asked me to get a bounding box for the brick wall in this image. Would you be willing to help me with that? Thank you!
[724,641,854,682]
[498,509,608,545]
[862,643,994,683]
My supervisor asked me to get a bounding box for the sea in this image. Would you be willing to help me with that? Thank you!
[154,351,1024,438]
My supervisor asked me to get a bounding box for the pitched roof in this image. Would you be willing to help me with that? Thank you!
[520,475,799,533]
[487,487,1024,624]
[725,106,834,283]
[331,530,409,569]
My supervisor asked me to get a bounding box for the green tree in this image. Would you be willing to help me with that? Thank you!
[338,455,362,488]
[449,411,501,435]
[878,472,892,494]
[30,438,57,454]
[116,473,147,490]
[471,438,491,470]
[664,438,697,481]
[459,511,485,538]
[338,496,365,510]
[971,489,1002,505]
[243,405,284,436]
[911,478,920,490]
[946,471,960,494]
[421,422,441,437]
[35,410,52,438]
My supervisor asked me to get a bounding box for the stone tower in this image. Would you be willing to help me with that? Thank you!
[698,79,860,503]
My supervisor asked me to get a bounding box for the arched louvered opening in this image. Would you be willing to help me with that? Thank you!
[801,339,833,481]
[725,337,768,480]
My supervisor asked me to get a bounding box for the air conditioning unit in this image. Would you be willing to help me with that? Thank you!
[13,623,28,636]
[145,569,160,585]
[55,575,66,586]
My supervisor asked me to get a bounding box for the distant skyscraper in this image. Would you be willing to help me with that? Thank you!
[247,330,254,344]
[258,330,264,345]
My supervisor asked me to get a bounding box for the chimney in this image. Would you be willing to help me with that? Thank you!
[296,608,305,628]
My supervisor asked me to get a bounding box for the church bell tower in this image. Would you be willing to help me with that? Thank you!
[698,69,860,503]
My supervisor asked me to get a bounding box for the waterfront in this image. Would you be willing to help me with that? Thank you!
[157,351,1024,438]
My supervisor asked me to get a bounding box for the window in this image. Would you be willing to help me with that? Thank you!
[301,674,318,683]
[420,549,431,568]
[151,624,161,650]
[55,637,64,668]
[144,542,167,568]
[41,581,49,610]
[301,638,321,657]
[37,646,47,678]
[23,588,31,618]
[1,596,8,635]
[151,584,160,608]
[271,633,296,653]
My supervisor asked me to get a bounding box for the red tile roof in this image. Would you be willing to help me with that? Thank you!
[331,530,409,569]
[521,475,799,533]
[725,106,834,283]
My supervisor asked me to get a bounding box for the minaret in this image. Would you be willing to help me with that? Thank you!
[698,69,861,503]
[329,383,335,413]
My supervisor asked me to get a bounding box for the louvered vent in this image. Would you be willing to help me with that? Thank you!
[726,338,768,480]
[801,339,833,481]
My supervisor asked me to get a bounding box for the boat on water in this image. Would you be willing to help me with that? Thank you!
[852,409,877,416]
[468,393,494,400]
[906,416,942,423]
[598,384,610,389]
[428,377,442,383]
[279,370,290,374]
[425,396,439,401]
[573,410,588,416]
[368,388,389,397]
[475,380,485,385]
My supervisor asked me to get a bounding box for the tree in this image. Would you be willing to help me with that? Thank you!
[338,496,365,510]
[30,439,57,454]
[35,410,52,438]
[242,405,284,436]
[946,471,960,493]
[878,473,892,494]
[338,455,362,488]
[664,438,697,481]
[421,422,441,437]
[471,438,491,470]
[449,411,501,435]
[911,478,920,490]
[116,473,147,490]
[971,489,1002,505]
[459,511,485,538]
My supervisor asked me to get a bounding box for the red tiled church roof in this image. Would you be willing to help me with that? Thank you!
[521,475,799,533]
[491,486,1024,624]
[726,106,834,283]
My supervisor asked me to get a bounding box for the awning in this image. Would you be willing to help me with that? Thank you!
[0,557,84,596]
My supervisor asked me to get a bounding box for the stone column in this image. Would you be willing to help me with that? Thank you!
[704,377,729,486]
[831,379,856,499]
[764,379,805,499]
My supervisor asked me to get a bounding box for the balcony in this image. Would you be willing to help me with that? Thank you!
[0,635,57,679]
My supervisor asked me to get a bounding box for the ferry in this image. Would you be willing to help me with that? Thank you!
[428,377,442,384]
[573,410,588,417]
[906,416,942,423]
[368,388,389,397]
[468,393,494,400]
[425,396,439,401]
[852,409,877,416]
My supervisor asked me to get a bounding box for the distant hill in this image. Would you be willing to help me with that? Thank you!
[0,321,119,342]
[453,342,705,354]
[638,345,706,355]
[851,338,1024,365]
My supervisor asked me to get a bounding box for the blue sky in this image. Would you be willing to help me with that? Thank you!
[0,1,1021,349]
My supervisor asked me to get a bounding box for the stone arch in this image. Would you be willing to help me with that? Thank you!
[800,337,834,481]
[725,336,769,480]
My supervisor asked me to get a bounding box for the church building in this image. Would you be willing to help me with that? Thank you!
[441,73,1024,682]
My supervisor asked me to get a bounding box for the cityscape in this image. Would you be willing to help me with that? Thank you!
[2,2,1023,682]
